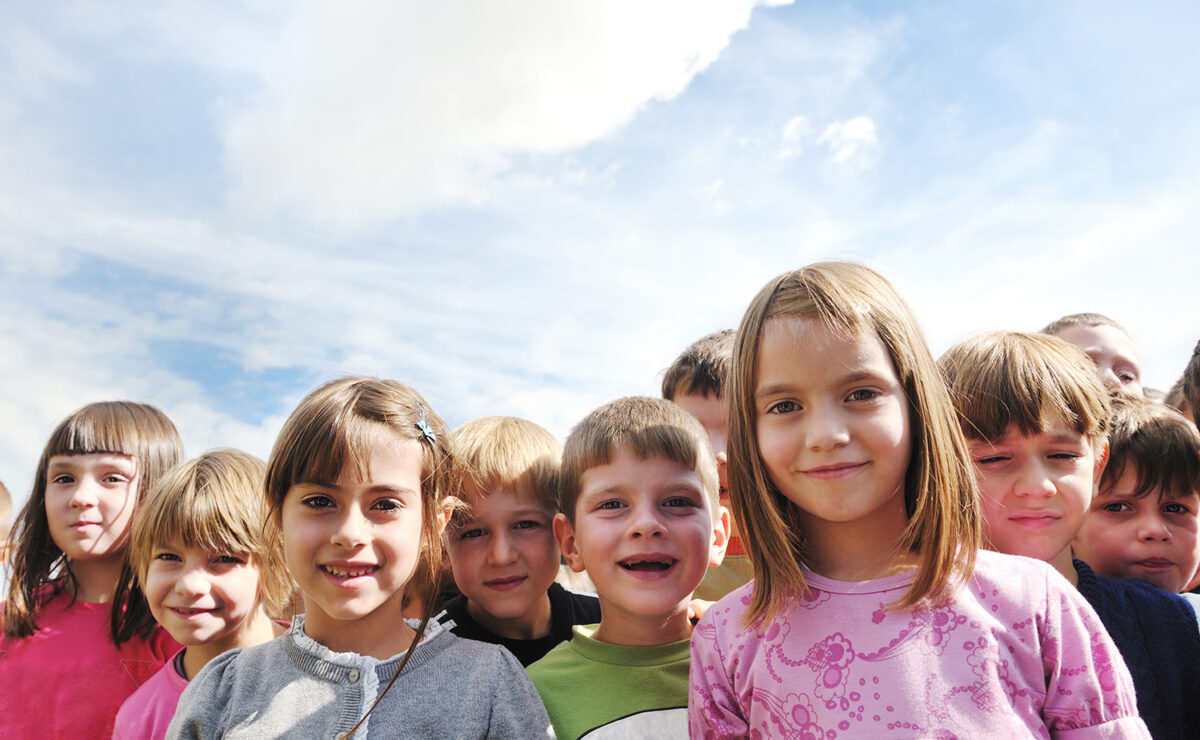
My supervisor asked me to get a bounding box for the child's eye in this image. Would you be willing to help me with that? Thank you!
[1162,502,1192,515]
[1100,501,1132,514]
[372,498,403,512]
[301,494,335,509]
[213,554,246,565]
[846,389,879,402]
[154,552,181,562]
[513,520,543,531]
[457,527,485,540]
[663,496,698,508]
[1048,452,1081,461]
[102,473,130,484]
[596,500,625,511]
[766,400,800,415]
[972,455,1008,466]
[50,474,75,485]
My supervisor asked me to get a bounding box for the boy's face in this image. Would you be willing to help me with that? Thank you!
[672,391,738,538]
[1055,324,1143,397]
[443,481,559,637]
[555,446,728,643]
[1074,466,1200,592]
[967,422,1102,574]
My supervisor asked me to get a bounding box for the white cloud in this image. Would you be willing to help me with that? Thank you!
[817,115,879,168]
[221,0,790,230]
[778,114,812,159]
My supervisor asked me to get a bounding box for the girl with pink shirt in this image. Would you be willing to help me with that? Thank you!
[112,449,291,740]
[1,402,183,739]
[688,262,1148,738]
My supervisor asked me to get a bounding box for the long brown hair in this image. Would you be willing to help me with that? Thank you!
[728,262,979,625]
[4,402,183,639]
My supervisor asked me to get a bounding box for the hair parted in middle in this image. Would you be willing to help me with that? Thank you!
[1101,395,1200,502]
[559,396,719,523]
[448,416,562,516]
[939,331,1112,446]
[264,377,455,617]
[728,261,979,624]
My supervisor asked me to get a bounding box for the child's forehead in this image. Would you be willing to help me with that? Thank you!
[1102,463,1200,502]
[463,479,552,512]
[980,420,1090,447]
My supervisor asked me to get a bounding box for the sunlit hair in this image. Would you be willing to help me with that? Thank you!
[560,396,719,523]
[3,402,183,639]
[1185,339,1200,428]
[265,377,455,617]
[661,330,735,401]
[1040,311,1127,337]
[112,449,292,644]
[939,331,1111,447]
[1163,376,1189,417]
[728,262,979,624]
[448,417,561,521]
[1100,395,1200,502]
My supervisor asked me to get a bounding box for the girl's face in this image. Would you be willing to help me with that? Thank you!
[280,434,426,646]
[45,452,138,563]
[754,317,911,546]
[144,543,264,651]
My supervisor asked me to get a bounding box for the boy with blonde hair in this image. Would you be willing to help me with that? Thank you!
[440,416,600,667]
[1042,312,1144,397]
[661,330,750,600]
[941,331,1200,740]
[528,397,729,740]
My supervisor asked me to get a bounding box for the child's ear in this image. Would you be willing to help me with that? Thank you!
[709,505,731,568]
[553,513,586,573]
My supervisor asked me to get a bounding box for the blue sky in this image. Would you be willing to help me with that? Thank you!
[3,1,1199,505]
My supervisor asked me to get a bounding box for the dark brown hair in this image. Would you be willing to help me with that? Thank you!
[661,330,735,401]
[1100,395,1200,501]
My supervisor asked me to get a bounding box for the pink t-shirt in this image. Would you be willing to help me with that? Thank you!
[113,648,188,740]
[0,585,179,740]
[690,550,1148,739]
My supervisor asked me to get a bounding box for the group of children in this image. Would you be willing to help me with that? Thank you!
[1,261,1198,739]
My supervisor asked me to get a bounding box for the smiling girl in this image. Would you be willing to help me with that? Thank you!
[689,263,1147,738]
[167,377,548,739]
[1,401,183,739]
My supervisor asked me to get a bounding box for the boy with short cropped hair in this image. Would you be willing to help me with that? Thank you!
[1075,396,1200,594]
[440,416,600,667]
[528,397,729,740]
[1042,312,1144,397]
[661,330,750,600]
[941,331,1200,740]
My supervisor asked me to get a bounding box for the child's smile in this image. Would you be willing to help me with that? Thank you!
[281,435,426,656]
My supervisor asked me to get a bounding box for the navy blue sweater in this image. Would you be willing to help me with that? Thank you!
[1074,559,1200,739]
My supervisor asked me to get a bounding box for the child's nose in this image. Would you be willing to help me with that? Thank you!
[175,564,209,596]
[331,509,368,548]
[68,479,100,509]
[629,505,667,538]
[487,532,517,566]
[805,406,850,451]
[1136,514,1172,542]
[1014,462,1055,498]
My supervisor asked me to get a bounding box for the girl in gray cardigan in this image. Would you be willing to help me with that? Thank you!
[168,378,550,739]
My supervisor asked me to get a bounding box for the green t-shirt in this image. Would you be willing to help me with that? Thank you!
[526,624,690,739]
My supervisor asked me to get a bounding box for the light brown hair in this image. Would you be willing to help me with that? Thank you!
[939,331,1111,446]
[661,330,735,401]
[560,396,718,523]
[728,262,979,624]
[1041,312,1128,337]
[113,449,292,644]
[3,402,183,639]
[1101,395,1200,501]
[0,479,11,543]
[449,416,561,517]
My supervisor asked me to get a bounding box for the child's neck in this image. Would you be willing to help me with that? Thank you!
[65,556,124,603]
[800,512,917,582]
[466,593,552,641]
[592,602,692,647]
[181,607,285,680]
[304,594,418,660]
[1051,547,1079,587]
